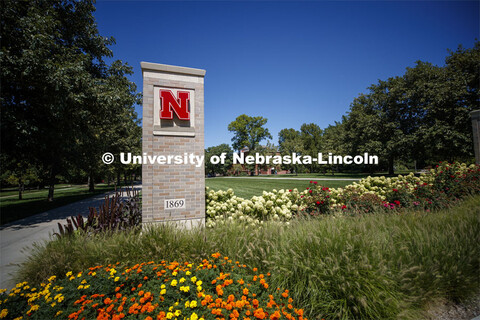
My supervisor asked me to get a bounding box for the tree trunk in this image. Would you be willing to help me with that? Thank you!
[47,168,55,202]
[18,180,24,200]
[388,156,395,176]
[88,173,95,192]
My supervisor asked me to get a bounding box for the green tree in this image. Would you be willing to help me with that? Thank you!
[1,0,140,199]
[278,128,304,174]
[321,121,347,175]
[228,115,272,152]
[205,144,233,176]
[300,123,323,172]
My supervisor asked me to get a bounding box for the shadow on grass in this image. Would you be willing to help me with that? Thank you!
[0,186,116,226]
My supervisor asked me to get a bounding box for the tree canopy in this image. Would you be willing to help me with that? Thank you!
[227,114,272,151]
[1,0,141,199]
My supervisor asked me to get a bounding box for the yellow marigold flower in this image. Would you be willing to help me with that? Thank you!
[0,290,6,294]
[190,312,198,320]
[0,309,8,319]
[172,271,178,276]
[174,310,181,317]
[160,289,166,295]
[196,280,202,286]
[190,276,197,283]
[196,286,202,292]
[166,312,174,319]
[55,310,63,317]
[48,276,56,282]
[161,284,166,289]
[77,285,84,290]
[80,280,87,284]
[13,317,22,320]
[170,280,177,287]
[76,273,82,278]
[69,276,75,281]
[51,302,56,307]
[186,271,191,276]
[185,301,190,308]
[114,277,120,282]
[179,277,186,283]
[84,285,90,289]
[65,271,72,277]
[190,300,197,308]
[91,272,96,276]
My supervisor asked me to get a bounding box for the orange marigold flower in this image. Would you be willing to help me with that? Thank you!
[252,299,259,307]
[253,268,258,272]
[243,288,249,295]
[104,298,113,305]
[253,308,266,319]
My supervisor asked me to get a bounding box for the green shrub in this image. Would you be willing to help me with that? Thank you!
[14,196,480,319]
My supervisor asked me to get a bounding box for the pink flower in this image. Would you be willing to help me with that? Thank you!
[316,201,320,205]
[313,181,317,185]
[341,205,347,210]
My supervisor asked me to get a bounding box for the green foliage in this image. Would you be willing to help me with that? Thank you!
[278,128,304,173]
[0,0,141,199]
[15,196,480,319]
[227,114,272,151]
[55,188,141,237]
[205,144,233,176]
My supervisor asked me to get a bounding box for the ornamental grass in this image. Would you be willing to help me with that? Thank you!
[1,253,307,320]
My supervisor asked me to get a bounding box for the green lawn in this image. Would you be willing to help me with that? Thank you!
[0,184,121,225]
[0,184,74,198]
[253,170,415,179]
[206,177,353,198]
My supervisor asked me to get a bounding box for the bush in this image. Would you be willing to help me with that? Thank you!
[55,188,141,237]
[206,162,480,225]
[13,196,480,319]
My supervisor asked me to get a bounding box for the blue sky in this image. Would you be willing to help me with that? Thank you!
[94,1,479,148]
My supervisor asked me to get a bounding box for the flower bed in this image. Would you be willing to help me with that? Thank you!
[206,162,480,226]
[0,253,307,320]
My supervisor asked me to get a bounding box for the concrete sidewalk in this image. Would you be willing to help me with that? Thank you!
[0,186,141,289]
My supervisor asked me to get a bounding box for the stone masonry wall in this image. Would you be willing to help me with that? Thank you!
[141,62,205,226]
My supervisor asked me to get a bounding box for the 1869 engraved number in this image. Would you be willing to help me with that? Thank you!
[164,199,186,209]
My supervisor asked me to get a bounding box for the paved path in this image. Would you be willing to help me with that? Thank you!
[0,186,141,289]
[210,177,362,181]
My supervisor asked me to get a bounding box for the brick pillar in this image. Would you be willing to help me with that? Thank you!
[471,110,480,165]
[141,62,206,227]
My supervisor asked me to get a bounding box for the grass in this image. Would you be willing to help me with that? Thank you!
[231,170,416,179]
[0,184,73,197]
[0,184,123,225]
[16,195,480,319]
[206,177,353,198]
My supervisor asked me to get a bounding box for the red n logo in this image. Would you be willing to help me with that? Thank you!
[159,90,190,120]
